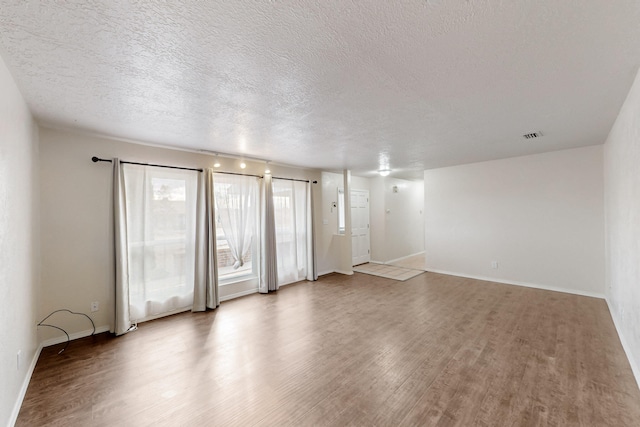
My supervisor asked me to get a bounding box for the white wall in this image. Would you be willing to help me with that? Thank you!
[604,67,640,385]
[318,171,346,274]
[370,176,424,263]
[351,175,370,192]
[38,127,321,342]
[424,146,605,296]
[319,173,425,268]
[0,55,40,427]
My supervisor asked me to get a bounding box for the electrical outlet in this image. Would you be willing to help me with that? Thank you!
[17,350,22,371]
[491,261,499,269]
[91,301,99,312]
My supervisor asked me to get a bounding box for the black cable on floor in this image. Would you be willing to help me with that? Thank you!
[37,309,96,354]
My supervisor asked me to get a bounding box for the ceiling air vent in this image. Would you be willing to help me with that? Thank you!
[523,131,543,139]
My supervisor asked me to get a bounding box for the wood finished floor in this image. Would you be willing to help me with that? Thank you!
[18,272,640,426]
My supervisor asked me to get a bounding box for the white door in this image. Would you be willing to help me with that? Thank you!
[351,190,370,266]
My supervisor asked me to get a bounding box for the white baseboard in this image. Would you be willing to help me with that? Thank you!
[386,251,425,265]
[425,269,605,299]
[334,270,354,276]
[220,288,258,302]
[318,270,334,277]
[138,307,193,323]
[605,298,640,391]
[278,279,309,288]
[40,325,111,348]
[318,270,359,277]
[318,269,355,276]
[9,343,43,427]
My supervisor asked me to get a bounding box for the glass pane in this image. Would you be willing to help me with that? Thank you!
[213,174,258,282]
[273,180,308,285]
[123,165,197,320]
[338,188,345,234]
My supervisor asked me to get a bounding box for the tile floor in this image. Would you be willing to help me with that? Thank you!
[388,253,427,270]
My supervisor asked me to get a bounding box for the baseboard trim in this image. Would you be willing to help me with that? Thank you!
[334,270,354,276]
[425,269,605,300]
[278,279,309,288]
[318,270,358,277]
[41,325,111,348]
[9,342,43,427]
[386,251,425,265]
[220,288,258,302]
[605,298,640,391]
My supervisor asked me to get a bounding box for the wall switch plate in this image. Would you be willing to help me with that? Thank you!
[91,301,99,312]
[17,350,22,371]
[491,261,499,269]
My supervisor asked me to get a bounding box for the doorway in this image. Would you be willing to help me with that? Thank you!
[351,189,370,266]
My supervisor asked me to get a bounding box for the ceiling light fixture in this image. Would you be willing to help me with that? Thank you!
[378,169,391,177]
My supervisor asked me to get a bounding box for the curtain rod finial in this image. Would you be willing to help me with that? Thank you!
[92,156,100,162]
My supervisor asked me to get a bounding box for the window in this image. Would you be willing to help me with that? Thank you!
[337,188,346,234]
[213,174,259,283]
[273,179,309,285]
[123,165,198,321]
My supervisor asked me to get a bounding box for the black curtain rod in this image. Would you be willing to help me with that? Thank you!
[92,156,203,172]
[214,171,263,179]
[273,176,318,184]
[92,156,317,183]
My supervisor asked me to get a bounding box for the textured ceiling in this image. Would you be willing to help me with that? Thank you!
[1,1,640,179]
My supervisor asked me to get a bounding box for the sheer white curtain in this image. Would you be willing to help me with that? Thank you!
[273,179,309,285]
[123,164,198,321]
[213,173,258,270]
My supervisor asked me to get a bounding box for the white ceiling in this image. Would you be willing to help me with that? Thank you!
[1,1,640,179]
